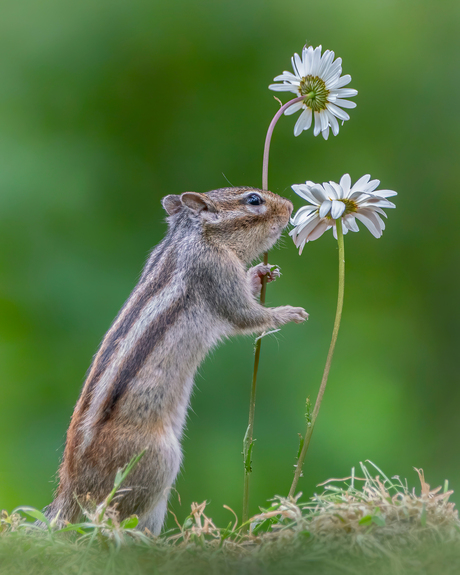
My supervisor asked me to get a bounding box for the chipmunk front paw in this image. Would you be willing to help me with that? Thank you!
[248,263,281,296]
[272,305,309,326]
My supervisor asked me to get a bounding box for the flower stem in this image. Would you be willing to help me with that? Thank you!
[242,253,268,530]
[242,95,305,531]
[288,218,345,498]
[262,96,305,191]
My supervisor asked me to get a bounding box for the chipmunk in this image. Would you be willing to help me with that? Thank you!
[45,186,308,534]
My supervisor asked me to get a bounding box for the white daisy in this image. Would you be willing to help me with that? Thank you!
[290,174,397,253]
[269,45,358,139]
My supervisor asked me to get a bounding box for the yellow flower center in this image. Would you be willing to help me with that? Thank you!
[342,198,358,215]
[324,199,358,219]
[299,75,329,112]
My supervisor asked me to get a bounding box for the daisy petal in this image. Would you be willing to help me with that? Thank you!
[348,191,369,202]
[294,53,304,77]
[319,110,329,132]
[355,209,383,237]
[294,216,323,245]
[329,181,342,198]
[327,110,340,136]
[351,174,371,192]
[303,46,313,75]
[323,182,338,199]
[289,211,314,238]
[331,200,346,219]
[343,215,359,232]
[294,108,312,136]
[323,58,342,84]
[326,102,350,122]
[290,205,317,225]
[375,189,398,198]
[318,50,334,78]
[333,98,357,109]
[327,74,352,89]
[284,101,304,116]
[310,45,322,76]
[363,179,380,193]
[273,72,300,83]
[309,184,328,204]
[319,200,332,217]
[354,213,380,237]
[363,198,396,209]
[375,213,386,231]
[268,83,299,93]
[335,88,358,98]
[291,184,320,204]
[290,213,318,241]
[306,220,330,242]
[313,112,322,136]
[301,107,312,129]
[339,174,351,196]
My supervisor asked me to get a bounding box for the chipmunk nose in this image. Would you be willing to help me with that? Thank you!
[285,198,294,215]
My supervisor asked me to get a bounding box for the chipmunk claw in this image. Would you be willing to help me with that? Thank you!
[248,263,281,296]
[273,306,309,326]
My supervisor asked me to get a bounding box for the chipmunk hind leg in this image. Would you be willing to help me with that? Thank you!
[138,496,169,535]
[105,425,182,534]
[42,491,81,527]
[134,433,181,535]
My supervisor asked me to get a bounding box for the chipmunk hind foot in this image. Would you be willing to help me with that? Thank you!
[41,494,81,528]
[137,496,168,536]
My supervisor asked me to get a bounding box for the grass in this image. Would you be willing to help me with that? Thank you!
[1,461,460,575]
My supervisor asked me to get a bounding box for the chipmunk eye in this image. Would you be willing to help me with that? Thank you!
[246,193,264,206]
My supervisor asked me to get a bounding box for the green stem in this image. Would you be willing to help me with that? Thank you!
[288,219,345,498]
[242,254,268,530]
[242,95,305,531]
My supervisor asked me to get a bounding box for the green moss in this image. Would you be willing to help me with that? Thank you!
[2,463,459,575]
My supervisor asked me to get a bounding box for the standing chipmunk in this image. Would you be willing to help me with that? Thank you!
[45,186,308,534]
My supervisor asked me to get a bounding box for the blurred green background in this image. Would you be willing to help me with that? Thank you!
[0,0,459,529]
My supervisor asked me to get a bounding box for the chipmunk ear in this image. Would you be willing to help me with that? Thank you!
[162,195,182,216]
[181,192,218,214]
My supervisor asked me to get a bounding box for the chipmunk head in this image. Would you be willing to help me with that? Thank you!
[162,187,293,263]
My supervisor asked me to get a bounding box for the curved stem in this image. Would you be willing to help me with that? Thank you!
[289,219,345,498]
[262,96,305,191]
[242,95,305,530]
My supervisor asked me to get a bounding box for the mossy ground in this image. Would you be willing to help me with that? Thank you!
[2,462,459,575]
